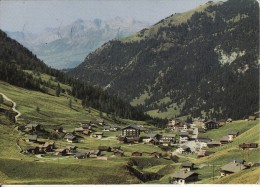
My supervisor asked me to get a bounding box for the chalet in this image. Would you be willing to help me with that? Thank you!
[121,125,140,137]
[177,146,191,154]
[207,140,221,148]
[139,127,148,133]
[198,127,206,133]
[132,151,142,156]
[28,135,38,142]
[54,148,67,156]
[23,146,39,154]
[80,120,91,126]
[170,170,199,184]
[83,129,91,135]
[181,162,194,171]
[102,126,111,131]
[66,146,77,153]
[126,137,140,144]
[64,135,78,143]
[98,146,112,152]
[80,121,92,130]
[92,119,105,126]
[53,126,63,133]
[92,132,103,139]
[227,131,239,141]
[82,124,92,130]
[160,134,176,146]
[179,132,190,143]
[248,116,256,121]
[197,150,214,158]
[75,127,84,133]
[220,161,247,176]
[75,152,87,159]
[88,150,101,158]
[142,133,161,144]
[112,146,121,151]
[109,125,118,131]
[226,118,232,123]
[197,134,212,143]
[220,136,229,145]
[113,150,124,157]
[239,143,258,150]
[25,124,42,131]
[117,136,126,143]
[42,142,55,152]
[167,118,190,130]
[204,120,219,130]
[150,152,162,158]
[218,119,227,125]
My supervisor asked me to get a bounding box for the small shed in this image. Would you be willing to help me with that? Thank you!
[98,146,112,152]
[248,116,256,121]
[75,152,88,159]
[150,152,162,158]
[113,150,124,157]
[181,161,194,171]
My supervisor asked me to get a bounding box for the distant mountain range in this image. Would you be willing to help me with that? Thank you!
[7,17,150,69]
[68,0,259,120]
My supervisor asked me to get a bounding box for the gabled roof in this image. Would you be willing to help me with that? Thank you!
[205,120,218,124]
[220,136,229,141]
[98,146,111,150]
[171,170,198,179]
[28,135,37,141]
[248,116,256,120]
[25,124,40,128]
[43,142,55,147]
[64,135,77,140]
[221,162,246,173]
[66,145,77,149]
[162,134,176,138]
[24,146,38,151]
[227,131,239,135]
[207,140,221,145]
[75,152,87,158]
[55,148,66,152]
[181,162,194,167]
[179,132,189,136]
[75,127,84,131]
[103,126,111,130]
[122,125,140,130]
[143,133,160,138]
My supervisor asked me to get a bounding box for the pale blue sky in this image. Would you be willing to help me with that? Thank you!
[0,0,224,33]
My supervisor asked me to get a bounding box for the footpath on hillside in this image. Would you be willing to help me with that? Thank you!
[0,93,21,122]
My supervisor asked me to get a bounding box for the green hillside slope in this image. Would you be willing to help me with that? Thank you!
[69,0,259,120]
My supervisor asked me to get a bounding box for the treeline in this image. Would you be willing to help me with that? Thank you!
[69,0,259,120]
[0,30,158,122]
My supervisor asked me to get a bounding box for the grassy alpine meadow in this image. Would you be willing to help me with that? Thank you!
[0,80,259,184]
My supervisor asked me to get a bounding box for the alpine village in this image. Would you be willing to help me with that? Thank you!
[0,0,259,185]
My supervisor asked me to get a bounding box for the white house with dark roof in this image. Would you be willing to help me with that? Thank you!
[170,170,199,184]
[220,161,247,176]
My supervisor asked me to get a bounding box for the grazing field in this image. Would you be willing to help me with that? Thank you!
[0,80,259,184]
[203,120,259,140]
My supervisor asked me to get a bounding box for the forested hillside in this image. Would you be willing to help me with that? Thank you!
[69,0,259,120]
[0,30,149,121]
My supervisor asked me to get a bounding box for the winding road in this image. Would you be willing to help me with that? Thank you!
[0,93,21,122]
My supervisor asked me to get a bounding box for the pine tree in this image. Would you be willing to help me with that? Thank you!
[69,98,72,109]
[56,83,61,97]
